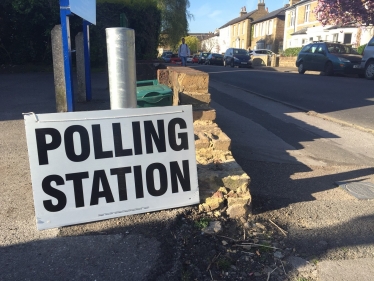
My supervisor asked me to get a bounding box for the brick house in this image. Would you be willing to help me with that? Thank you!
[283,0,374,49]
[217,0,268,53]
[251,6,286,52]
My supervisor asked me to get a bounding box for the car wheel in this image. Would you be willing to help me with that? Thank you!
[324,61,334,76]
[365,61,374,80]
[298,62,306,74]
[230,60,234,68]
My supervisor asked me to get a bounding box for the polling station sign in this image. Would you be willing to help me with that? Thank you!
[24,105,199,230]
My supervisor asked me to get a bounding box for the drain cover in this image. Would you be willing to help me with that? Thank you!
[335,181,374,200]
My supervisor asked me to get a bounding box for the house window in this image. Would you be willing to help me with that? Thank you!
[344,33,352,44]
[268,19,273,35]
[242,22,245,34]
[290,11,295,27]
[333,33,338,42]
[302,39,306,45]
[304,5,310,22]
[238,23,240,35]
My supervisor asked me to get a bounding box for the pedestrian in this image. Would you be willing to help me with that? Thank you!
[178,38,190,67]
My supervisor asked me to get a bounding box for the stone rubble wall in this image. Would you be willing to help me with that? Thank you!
[279,56,297,68]
[157,67,251,218]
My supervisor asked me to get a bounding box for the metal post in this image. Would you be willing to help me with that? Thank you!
[83,20,92,101]
[59,0,74,112]
[106,27,137,109]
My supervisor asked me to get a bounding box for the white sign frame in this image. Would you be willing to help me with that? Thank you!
[24,106,199,230]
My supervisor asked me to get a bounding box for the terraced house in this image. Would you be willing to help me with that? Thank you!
[217,0,268,52]
[283,0,374,49]
[251,6,286,52]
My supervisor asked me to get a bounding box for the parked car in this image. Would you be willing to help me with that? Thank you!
[162,51,172,57]
[296,42,363,76]
[249,49,275,56]
[205,53,224,65]
[192,55,199,63]
[161,54,172,63]
[170,54,181,64]
[223,48,252,68]
[198,52,210,64]
[186,55,193,63]
[359,36,374,79]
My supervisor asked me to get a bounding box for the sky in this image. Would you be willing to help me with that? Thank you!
[188,0,290,33]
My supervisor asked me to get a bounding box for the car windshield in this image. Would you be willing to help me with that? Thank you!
[201,53,209,57]
[326,43,357,54]
[233,49,249,55]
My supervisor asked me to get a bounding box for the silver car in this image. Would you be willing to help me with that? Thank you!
[359,36,374,80]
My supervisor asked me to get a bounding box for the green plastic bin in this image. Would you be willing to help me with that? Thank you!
[136,80,172,108]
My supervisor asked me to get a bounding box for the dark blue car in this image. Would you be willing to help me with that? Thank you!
[223,48,252,68]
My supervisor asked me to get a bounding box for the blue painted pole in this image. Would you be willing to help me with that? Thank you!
[83,20,92,101]
[59,0,74,112]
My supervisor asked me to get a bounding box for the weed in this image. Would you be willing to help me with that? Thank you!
[194,218,210,229]
[181,270,191,281]
[216,257,231,271]
[259,242,272,253]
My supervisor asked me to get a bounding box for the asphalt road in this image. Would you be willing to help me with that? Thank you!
[190,64,374,131]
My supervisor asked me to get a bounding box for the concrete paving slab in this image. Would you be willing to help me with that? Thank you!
[318,258,374,281]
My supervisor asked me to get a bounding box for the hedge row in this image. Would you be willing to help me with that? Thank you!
[0,1,161,66]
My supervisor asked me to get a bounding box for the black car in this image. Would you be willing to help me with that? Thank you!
[205,53,224,65]
[223,48,252,68]
[198,52,210,64]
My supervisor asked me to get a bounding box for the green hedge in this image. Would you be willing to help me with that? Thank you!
[281,47,303,57]
[358,44,366,55]
[0,1,161,65]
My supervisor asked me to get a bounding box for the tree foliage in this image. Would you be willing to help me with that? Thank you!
[158,0,192,50]
[0,0,162,65]
[314,0,374,26]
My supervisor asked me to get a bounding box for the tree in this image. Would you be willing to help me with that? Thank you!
[158,0,192,51]
[314,0,374,26]
[201,36,218,53]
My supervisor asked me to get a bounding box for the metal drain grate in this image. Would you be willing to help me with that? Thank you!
[335,181,374,200]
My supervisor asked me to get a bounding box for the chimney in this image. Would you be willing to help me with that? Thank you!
[239,6,247,17]
[258,0,265,10]
[289,0,300,6]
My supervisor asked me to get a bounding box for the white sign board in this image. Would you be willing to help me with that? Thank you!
[69,0,96,25]
[24,106,199,230]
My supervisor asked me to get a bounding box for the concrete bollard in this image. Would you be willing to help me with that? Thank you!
[51,25,67,112]
[75,32,86,102]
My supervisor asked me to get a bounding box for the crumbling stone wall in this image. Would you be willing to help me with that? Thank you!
[157,67,252,218]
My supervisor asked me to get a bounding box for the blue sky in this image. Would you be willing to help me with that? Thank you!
[188,0,289,33]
